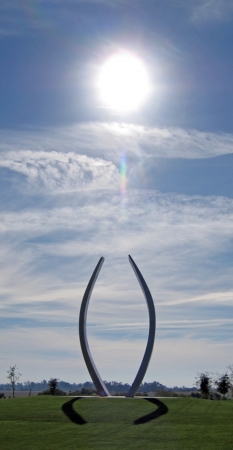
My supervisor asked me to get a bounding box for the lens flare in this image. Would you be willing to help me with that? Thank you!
[119,153,128,220]
[120,153,127,201]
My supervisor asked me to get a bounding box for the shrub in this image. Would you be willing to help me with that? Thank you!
[38,388,66,396]
[69,388,97,396]
[210,391,221,400]
[191,392,201,398]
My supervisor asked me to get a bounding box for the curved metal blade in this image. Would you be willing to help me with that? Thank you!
[126,255,156,397]
[79,257,110,397]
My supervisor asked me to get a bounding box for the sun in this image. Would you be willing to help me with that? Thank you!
[97,52,150,112]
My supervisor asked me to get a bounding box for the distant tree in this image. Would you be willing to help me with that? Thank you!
[48,378,59,395]
[7,365,21,398]
[227,365,233,397]
[215,373,231,399]
[196,372,212,399]
[23,380,32,395]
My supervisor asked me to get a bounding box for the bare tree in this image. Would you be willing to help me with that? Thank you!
[7,365,21,398]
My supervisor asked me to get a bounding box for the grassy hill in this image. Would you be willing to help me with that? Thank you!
[1,396,232,449]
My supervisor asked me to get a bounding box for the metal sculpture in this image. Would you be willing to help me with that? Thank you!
[79,255,156,397]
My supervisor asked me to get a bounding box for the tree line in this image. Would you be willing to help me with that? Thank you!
[0,373,174,397]
[196,365,233,400]
[1,364,232,399]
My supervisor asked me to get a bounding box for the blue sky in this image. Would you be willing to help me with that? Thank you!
[0,0,233,388]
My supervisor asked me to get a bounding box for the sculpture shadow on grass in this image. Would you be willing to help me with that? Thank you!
[134,398,169,425]
[61,397,168,426]
[61,397,87,425]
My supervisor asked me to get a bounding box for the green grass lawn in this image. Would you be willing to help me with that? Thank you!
[1,396,232,450]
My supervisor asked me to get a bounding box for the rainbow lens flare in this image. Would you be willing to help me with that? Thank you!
[120,154,127,199]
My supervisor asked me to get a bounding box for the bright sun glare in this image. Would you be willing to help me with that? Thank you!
[98,52,150,112]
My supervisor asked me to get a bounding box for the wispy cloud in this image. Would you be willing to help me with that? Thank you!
[0,0,128,37]
[1,122,233,161]
[0,150,119,193]
[1,1,233,39]
[1,325,232,385]
[181,0,233,24]
[1,123,232,203]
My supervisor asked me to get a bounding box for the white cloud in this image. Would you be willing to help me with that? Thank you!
[1,1,233,38]
[1,123,232,200]
[0,150,119,193]
[1,123,233,166]
[187,0,233,23]
[0,122,232,228]
[0,0,128,36]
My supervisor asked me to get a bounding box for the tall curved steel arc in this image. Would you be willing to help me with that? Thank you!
[126,255,156,397]
[79,257,110,397]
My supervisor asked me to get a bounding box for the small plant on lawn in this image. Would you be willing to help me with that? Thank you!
[7,365,21,398]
